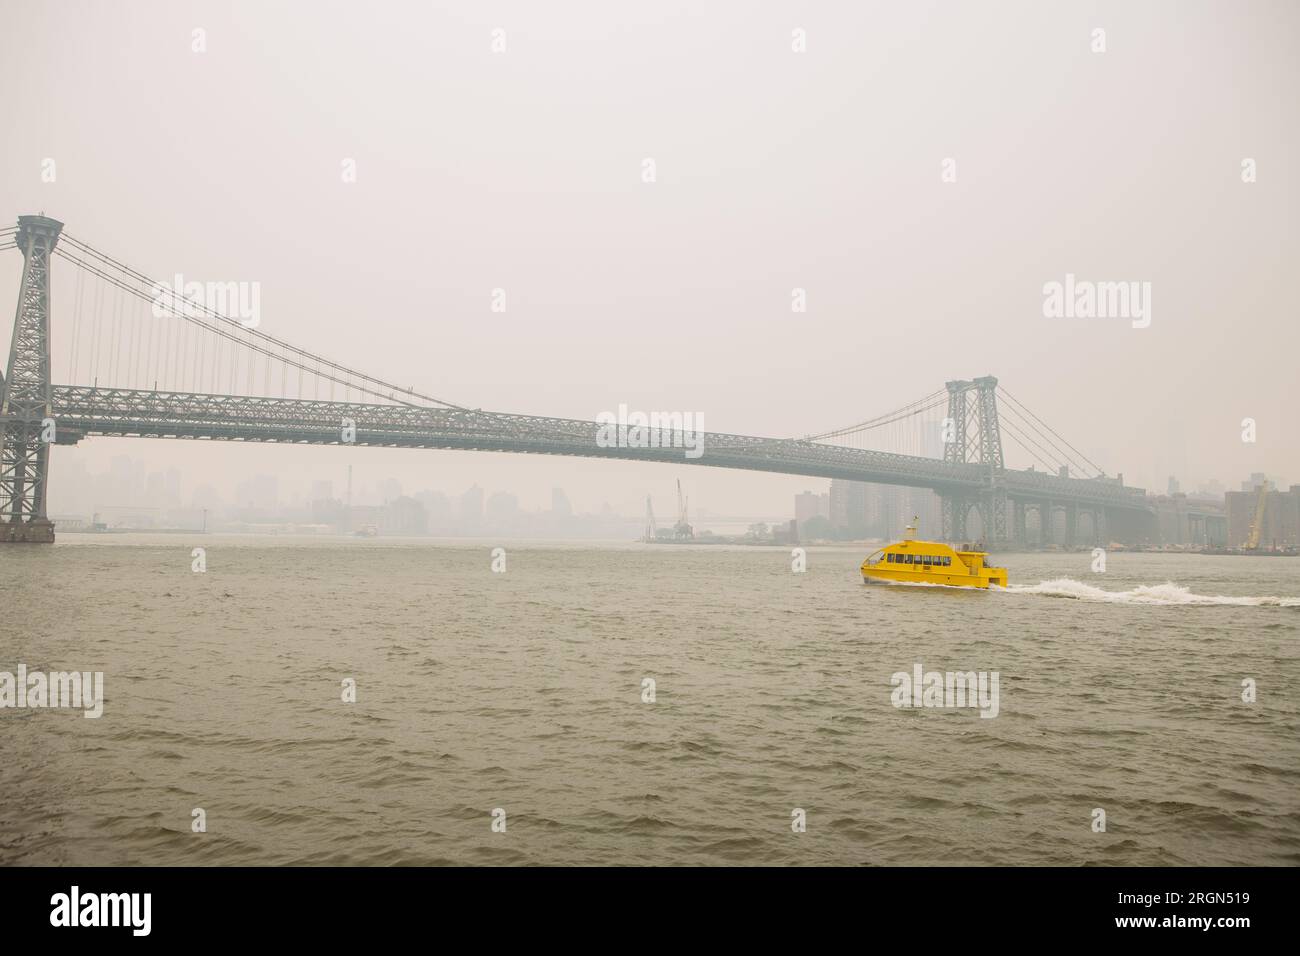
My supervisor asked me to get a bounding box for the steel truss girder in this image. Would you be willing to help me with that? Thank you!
[32,385,1151,512]
[0,212,1154,540]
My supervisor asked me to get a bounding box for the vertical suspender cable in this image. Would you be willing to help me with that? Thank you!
[69,266,85,384]
[127,297,139,388]
[108,285,120,386]
[89,277,102,384]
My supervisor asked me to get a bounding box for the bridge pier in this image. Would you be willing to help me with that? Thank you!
[942,491,1016,548]
[1,216,62,544]
[0,517,55,543]
[1010,499,1028,546]
[978,488,1009,547]
[941,495,967,543]
[1091,509,1105,547]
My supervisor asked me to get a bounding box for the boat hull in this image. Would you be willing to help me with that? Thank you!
[862,569,1004,589]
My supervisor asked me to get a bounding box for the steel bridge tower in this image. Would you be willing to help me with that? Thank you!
[1,215,62,543]
[940,375,1007,545]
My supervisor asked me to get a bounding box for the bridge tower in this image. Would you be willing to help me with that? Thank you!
[940,375,1007,545]
[1,215,63,543]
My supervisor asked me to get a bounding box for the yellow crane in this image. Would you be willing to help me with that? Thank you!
[1245,482,1269,550]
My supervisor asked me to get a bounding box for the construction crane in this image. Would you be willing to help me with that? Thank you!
[674,479,694,540]
[1245,481,1269,550]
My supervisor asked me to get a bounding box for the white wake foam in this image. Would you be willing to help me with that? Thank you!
[1006,578,1300,607]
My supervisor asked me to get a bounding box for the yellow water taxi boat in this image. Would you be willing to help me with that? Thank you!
[861,518,1007,589]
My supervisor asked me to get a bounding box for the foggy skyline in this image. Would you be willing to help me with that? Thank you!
[3,0,1297,517]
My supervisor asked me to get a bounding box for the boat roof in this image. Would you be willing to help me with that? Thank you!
[880,539,988,555]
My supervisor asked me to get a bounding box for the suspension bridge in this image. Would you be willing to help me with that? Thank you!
[1,214,1153,546]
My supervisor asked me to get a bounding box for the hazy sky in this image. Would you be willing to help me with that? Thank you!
[2,0,1297,517]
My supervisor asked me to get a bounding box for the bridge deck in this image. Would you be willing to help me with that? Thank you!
[40,386,1150,511]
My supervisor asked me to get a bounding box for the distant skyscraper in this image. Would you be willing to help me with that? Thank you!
[829,479,868,536]
[415,490,452,522]
[1241,472,1270,493]
[487,491,519,519]
[235,474,278,511]
[165,468,182,504]
[902,487,942,538]
[794,490,830,530]
[191,483,223,510]
[146,471,166,500]
[381,497,428,535]
[1197,478,1225,499]
[864,483,941,540]
[551,487,573,516]
[460,484,484,522]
